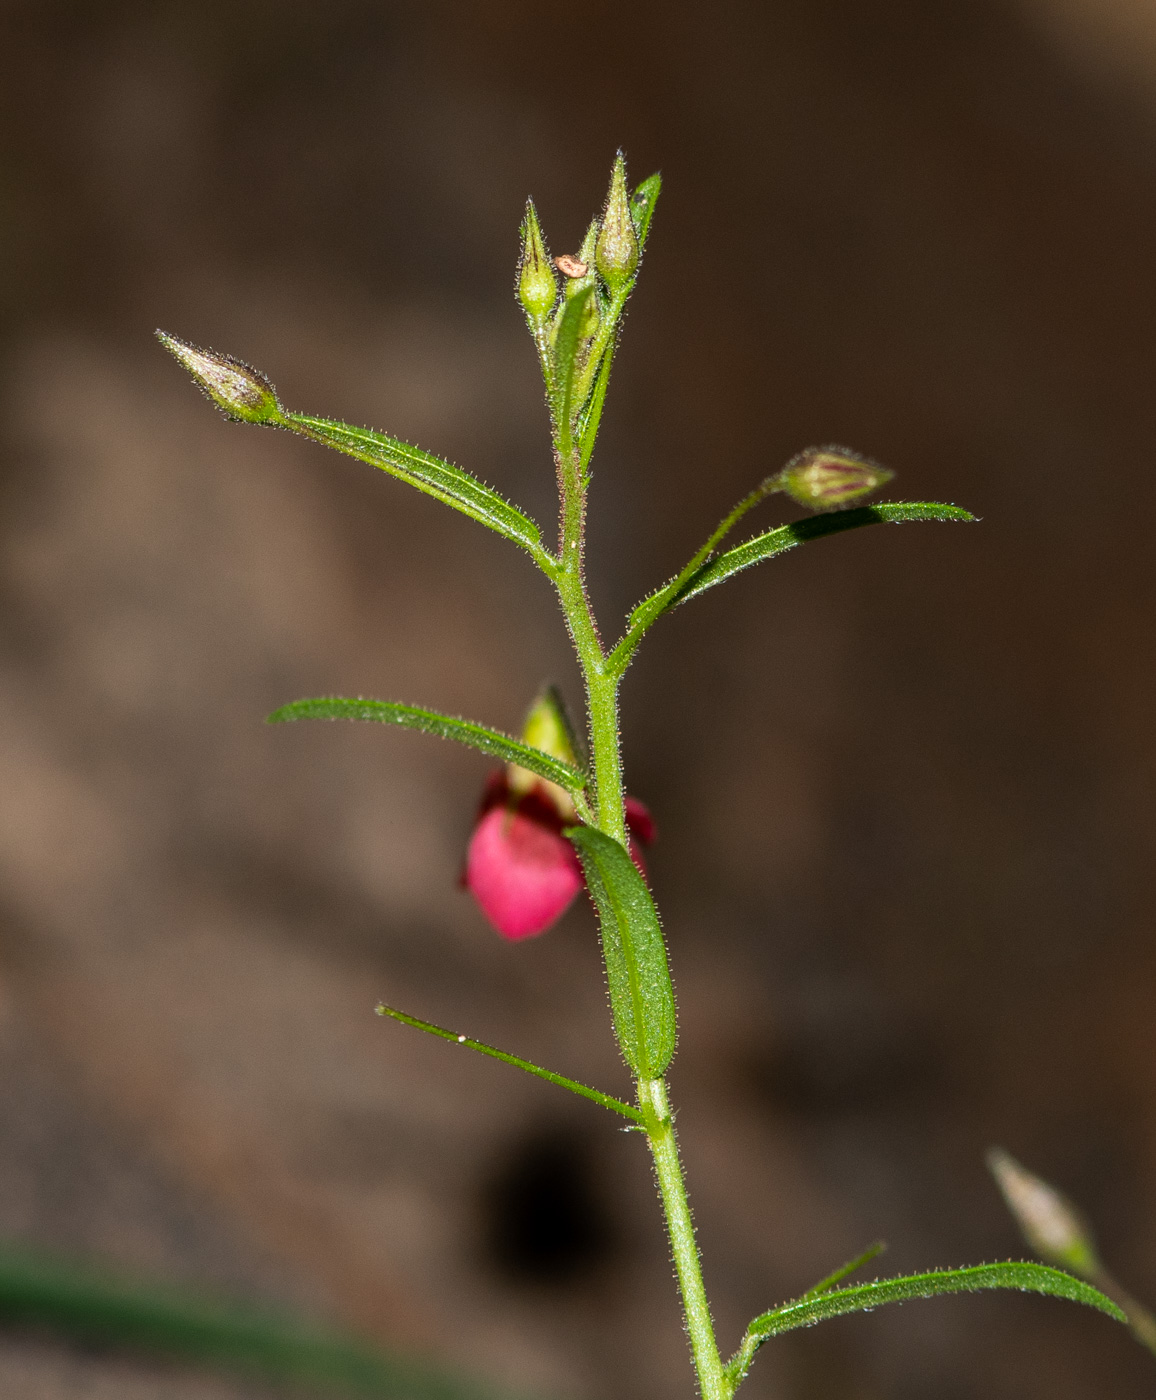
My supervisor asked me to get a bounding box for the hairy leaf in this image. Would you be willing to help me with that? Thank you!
[799,1242,887,1302]
[377,1005,642,1122]
[726,1262,1123,1387]
[553,285,595,441]
[566,826,676,1078]
[268,697,587,797]
[630,172,662,252]
[674,502,976,607]
[577,334,617,471]
[285,414,550,567]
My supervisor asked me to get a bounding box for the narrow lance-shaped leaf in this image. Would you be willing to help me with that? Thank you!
[287,415,549,566]
[577,329,617,470]
[725,1262,1124,1389]
[552,285,595,448]
[798,1242,887,1302]
[565,826,676,1079]
[674,502,976,608]
[376,1005,642,1122]
[630,172,662,253]
[158,332,551,570]
[268,697,587,799]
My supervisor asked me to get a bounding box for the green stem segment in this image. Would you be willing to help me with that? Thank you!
[639,1079,730,1400]
[551,405,725,1396]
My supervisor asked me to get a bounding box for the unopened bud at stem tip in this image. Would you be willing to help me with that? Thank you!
[988,1147,1100,1276]
[595,152,639,289]
[156,331,283,425]
[517,200,558,322]
[780,445,893,511]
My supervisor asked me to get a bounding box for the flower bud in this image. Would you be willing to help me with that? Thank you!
[595,152,640,289]
[517,200,557,323]
[156,331,283,425]
[988,1148,1100,1276]
[508,685,581,816]
[780,446,893,511]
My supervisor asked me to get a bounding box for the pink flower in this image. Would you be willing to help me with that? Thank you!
[464,769,655,941]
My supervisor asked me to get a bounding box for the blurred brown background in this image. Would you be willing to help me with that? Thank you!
[1,1,1155,1396]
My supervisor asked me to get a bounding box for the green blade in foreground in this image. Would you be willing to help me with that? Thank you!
[377,1005,642,1122]
[726,1262,1123,1388]
[285,415,550,568]
[0,1243,515,1400]
[673,502,976,607]
[553,285,595,441]
[565,826,676,1079]
[267,698,588,798]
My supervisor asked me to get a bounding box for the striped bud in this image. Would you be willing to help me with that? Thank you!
[781,446,893,511]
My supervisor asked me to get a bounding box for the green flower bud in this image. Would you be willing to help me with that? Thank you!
[520,684,581,767]
[156,331,283,425]
[988,1148,1100,1277]
[780,446,893,511]
[595,152,639,289]
[517,200,557,322]
[508,685,583,814]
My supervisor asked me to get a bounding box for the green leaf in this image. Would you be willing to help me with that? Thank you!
[798,1241,887,1302]
[565,826,676,1079]
[284,414,551,569]
[553,285,595,443]
[630,173,662,252]
[674,502,976,608]
[267,697,588,798]
[726,1262,1124,1388]
[577,333,616,471]
[0,1242,516,1399]
[376,1005,642,1122]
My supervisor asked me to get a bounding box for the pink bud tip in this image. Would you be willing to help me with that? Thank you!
[465,804,583,940]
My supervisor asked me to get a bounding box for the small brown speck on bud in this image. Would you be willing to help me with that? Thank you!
[554,255,589,279]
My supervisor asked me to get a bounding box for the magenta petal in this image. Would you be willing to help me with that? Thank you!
[465,806,583,940]
[625,796,656,846]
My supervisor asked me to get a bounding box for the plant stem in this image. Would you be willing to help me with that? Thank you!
[638,1078,730,1400]
[552,427,727,1398]
[1090,1267,1156,1358]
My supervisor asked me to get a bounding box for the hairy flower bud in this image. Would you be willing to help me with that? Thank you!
[517,200,557,323]
[157,331,283,425]
[780,446,893,511]
[508,685,580,815]
[595,152,640,289]
[988,1148,1100,1276]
